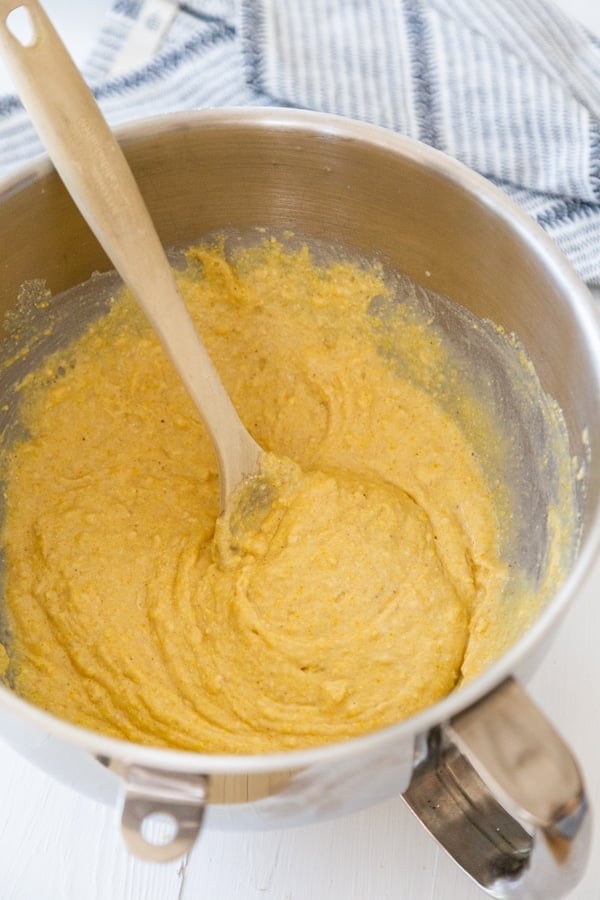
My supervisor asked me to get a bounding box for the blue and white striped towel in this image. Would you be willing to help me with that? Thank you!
[2,0,600,283]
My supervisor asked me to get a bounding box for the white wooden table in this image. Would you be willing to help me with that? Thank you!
[1,2,600,898]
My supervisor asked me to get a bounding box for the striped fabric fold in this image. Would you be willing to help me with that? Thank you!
[1,0,600,283]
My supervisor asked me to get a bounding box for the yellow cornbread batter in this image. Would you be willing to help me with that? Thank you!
[0,238,529,752]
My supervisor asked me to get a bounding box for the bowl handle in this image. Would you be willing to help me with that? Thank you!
[118,764,208,863]
[403,677,591,898]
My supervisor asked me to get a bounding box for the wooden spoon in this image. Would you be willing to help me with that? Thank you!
[0,0,262,509]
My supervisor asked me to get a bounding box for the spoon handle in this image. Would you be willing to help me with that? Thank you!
[0,0,261,506]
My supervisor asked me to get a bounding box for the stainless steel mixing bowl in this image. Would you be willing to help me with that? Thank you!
[0,108,599,899]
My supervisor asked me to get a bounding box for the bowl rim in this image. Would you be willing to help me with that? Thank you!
[1,105,599,775]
